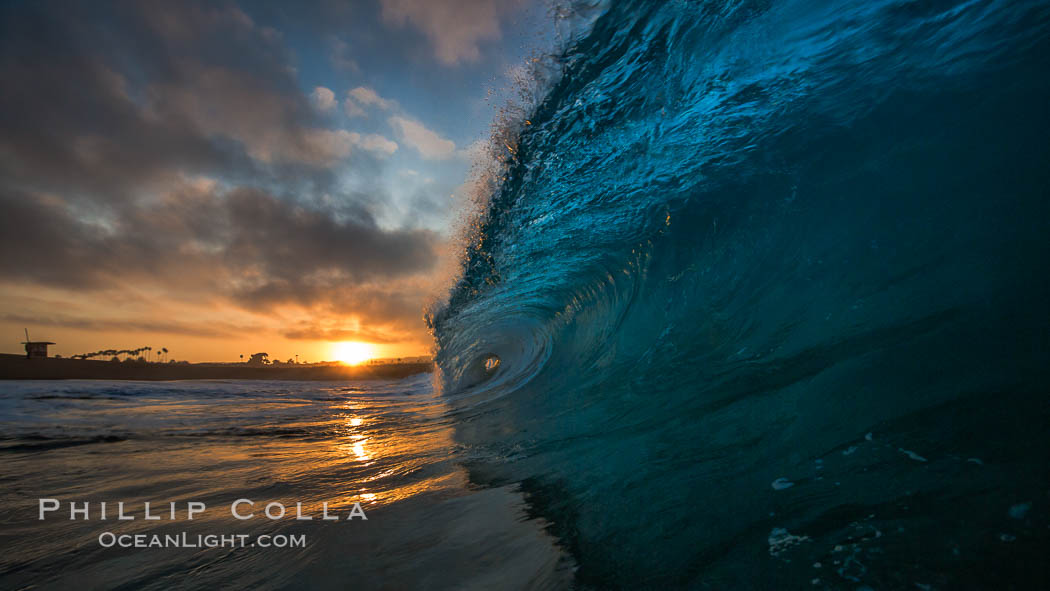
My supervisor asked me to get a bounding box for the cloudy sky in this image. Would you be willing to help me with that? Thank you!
[0,0,551,362]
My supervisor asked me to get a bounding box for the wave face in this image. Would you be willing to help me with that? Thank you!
[430,0,1050,587]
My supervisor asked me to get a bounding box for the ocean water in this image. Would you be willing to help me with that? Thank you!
[0,378,573,590]
[428,0,1050,588]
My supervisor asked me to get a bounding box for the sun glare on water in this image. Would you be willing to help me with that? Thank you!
[332,341,375,366]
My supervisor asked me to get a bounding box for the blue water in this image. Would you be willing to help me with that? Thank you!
[430,0,1050,588]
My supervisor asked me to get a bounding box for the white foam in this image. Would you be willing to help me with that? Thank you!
[898,448,927,462]
[768,527,810,557]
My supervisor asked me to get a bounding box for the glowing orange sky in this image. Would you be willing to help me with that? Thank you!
[1,283,436,363]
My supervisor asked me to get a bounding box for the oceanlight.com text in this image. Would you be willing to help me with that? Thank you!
[98,532,307,549]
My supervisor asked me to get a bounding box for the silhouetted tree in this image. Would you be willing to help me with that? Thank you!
[247,352,270,366]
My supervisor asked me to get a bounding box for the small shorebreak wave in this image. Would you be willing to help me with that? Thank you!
[430,0,1050,588]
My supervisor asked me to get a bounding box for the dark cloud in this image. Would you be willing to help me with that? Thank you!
[0,313,245,338]
[224,188,433,284]
[2,2,267,199]
[0,0,438,342]
[0,189,108,288]
[0,1,410,201]
[0,184,436,324]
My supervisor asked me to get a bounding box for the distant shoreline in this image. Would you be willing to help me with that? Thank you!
[0,354,433,381]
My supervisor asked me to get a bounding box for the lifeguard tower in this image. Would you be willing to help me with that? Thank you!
[21,329,55,359]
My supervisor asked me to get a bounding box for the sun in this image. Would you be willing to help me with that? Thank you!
[332,341,375,366]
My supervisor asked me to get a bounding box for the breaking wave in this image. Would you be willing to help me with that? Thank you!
[430,0,1050,587]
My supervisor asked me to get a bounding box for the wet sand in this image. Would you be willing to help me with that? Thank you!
[0,378,573,590]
